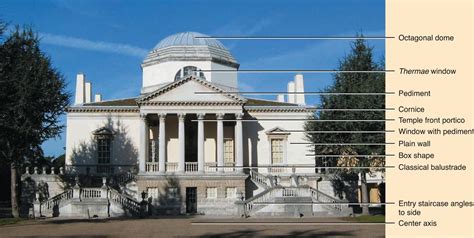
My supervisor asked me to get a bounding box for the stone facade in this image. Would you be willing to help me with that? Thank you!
[136,175,246,216]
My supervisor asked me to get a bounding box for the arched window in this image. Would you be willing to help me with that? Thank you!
[174,66,206,81]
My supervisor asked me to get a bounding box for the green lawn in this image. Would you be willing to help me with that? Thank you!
[343,215,385,223]
[0,218,25,226]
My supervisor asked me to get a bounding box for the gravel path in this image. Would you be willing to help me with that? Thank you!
[0,217,385,237]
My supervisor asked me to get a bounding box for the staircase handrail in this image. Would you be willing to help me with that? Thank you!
[250,169,270,188]
[108,188,140,214]
[308,187,348,212]
[40,189,73,211]
[237,186,281,215]
[113,171,136,186]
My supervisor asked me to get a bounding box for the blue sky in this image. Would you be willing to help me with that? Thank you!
[1,0,385,157]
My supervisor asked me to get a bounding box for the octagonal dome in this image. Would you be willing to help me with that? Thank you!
[143,32,239,68]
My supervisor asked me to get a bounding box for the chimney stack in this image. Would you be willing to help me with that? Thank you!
[277,94,285,102]
[74,73,85,105]
[84,82,92,103]
[287,81,296,103]
[294,74,305,105]
[94,94,102,102]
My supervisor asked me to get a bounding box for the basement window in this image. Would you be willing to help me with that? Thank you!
[226,187,237,199]
[206,187,217,199]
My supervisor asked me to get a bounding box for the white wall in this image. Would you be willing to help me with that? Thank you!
[142,61,237,94]
[66,110,313,174]
[142,61,212,90]
[210,62,237,89]
[65,112,141,169]
[243,111,314,174]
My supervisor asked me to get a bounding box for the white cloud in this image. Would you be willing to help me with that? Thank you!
[238,81,256,92]
[211,18,275,49]
[39,33,148,58]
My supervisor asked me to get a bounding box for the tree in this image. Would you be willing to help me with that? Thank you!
[0,26,69,217]
[304,37,385,215]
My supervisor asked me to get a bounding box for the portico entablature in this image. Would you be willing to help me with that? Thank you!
[139,106,243,115]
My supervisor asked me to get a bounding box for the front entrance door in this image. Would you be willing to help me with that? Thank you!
[186,187,197,214]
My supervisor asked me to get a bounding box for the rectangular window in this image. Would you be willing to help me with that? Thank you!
[224,138,234,163]
[167,187,178,199]
[226,187,237,199]
[148,139,158,162]
[147,187,159,204]
[271,139,284,164]
[206,187,217,199]
[97,138,111,164]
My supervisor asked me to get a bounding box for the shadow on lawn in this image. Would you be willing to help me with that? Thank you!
[197,229,358,238]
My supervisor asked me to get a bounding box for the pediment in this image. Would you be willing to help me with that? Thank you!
[137,76,245,105]
[266,127,290,135]
[92,127,115,136]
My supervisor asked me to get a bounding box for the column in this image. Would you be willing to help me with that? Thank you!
[139,113,148,173]
[158,113,166,173]
[217,113,225,173]
[235,113,244,173]
[197,113,205,173]
[178,113,186,172]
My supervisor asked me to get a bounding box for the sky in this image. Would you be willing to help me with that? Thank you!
[1,0,385,157]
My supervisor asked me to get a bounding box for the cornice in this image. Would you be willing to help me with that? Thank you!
[140,101,244,106]
[244,106,316,113]
[67,106,139,113]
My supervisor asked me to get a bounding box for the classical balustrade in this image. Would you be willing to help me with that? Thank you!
[24,166,64,175]
[224,162,235,172]
[165,162,178,172]
[281,187,311,197]
[142,161,241,174]
[39,189,73,212]
[239,187,278,216]
[250,170,270,188]
[64,164,136,175]
[239,186,340,216]
[145,162,159,172]
[184,162,198,173]
[205,162,217,173]
[108,189,140,214]
[115,171,135,184]
[309,187,347,212]
[268,167,291,174]
[80,188,103,199]
[37,186,141,217]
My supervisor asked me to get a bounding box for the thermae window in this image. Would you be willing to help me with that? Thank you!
[174,66,206,81]
[271,139,284,164]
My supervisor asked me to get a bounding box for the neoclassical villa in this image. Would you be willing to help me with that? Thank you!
[22,32,383,218]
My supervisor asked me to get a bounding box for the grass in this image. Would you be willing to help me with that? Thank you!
[0,218,25,226]
[343,215,385,223]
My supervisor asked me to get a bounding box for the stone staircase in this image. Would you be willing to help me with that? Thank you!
[110,172,138,200]
[35,182,141,218]
[242,170,352,217]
